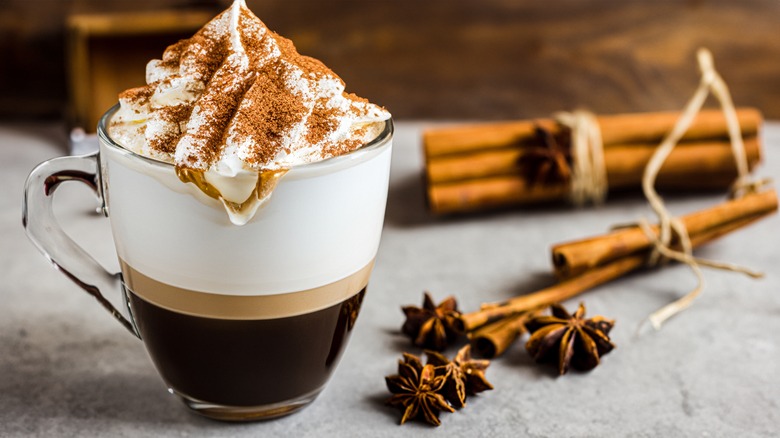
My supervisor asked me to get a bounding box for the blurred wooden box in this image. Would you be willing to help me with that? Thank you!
[66,9,215,132]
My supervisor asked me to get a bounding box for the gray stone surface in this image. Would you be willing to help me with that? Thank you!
[1,121,779,437]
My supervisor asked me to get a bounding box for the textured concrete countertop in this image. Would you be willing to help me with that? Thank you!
[1,121,779,437]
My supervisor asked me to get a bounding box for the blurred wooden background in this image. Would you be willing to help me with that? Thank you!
[2,0,780,122]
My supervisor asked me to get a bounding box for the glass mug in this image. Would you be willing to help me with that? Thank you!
[23,105,393,421]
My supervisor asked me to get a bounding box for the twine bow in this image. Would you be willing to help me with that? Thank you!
[640,48,768,330]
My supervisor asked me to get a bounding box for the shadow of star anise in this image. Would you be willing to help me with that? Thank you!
[425,345,493,408]
[517,124,572,186]
[402,292,462,351]
[525,302,615,375]
[385,353,455,426]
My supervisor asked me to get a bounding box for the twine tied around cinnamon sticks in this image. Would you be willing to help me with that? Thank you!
[554,110,607,206]
[639,48,770,330]
[423,108,764,215]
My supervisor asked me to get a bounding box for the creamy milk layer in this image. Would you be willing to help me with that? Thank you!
[108,0,390,224]
[99,125,392,305]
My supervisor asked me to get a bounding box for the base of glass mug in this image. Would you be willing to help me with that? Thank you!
[173,386,324,422]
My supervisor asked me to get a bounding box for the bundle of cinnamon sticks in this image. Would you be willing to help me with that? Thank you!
[459,189,778,358]
[424,108,763,214]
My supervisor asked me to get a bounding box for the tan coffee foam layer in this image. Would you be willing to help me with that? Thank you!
[120,259,373,320]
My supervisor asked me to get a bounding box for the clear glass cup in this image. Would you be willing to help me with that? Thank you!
[23,104,393,421]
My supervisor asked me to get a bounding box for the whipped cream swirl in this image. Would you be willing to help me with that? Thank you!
[108,0,390,224]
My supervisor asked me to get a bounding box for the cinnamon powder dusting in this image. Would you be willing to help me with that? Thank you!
[148,105,193,154]
[232,67,307,166]
[118,86,154,103]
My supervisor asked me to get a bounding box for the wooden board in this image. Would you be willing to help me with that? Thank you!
[2,0,780,121]
[248,0,780,119]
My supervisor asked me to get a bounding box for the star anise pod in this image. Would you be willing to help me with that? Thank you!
[517,124,572,186]
[401,292,462,351]
[525,303,615,375]
[385,353,455,426]
[425,345,493,408]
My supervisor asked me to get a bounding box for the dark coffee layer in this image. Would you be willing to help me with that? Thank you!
[128,288,365,407]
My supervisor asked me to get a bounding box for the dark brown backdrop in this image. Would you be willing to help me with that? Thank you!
[3,0,780,120]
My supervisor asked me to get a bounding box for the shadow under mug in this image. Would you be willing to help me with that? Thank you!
[23,105,393,421]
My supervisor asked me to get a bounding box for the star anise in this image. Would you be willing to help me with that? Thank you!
[517,124,572,186]
[385,353,455,426]
[525,303,615,375]
[425,345,493,408]
[402,292,462,351]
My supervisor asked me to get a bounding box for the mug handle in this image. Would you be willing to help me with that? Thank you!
[22,152,140,338]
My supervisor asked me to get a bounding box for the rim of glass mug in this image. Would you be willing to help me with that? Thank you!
[97,103,394,180]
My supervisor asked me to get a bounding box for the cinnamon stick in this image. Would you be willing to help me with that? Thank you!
[459,190,778,331]
[459,255,645,333]
[469,309,540,358]
[424,108,762,158]
[430,177,570,215]
[427,137,761,185]
[552,189,779,279]
[604,137,761,188]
